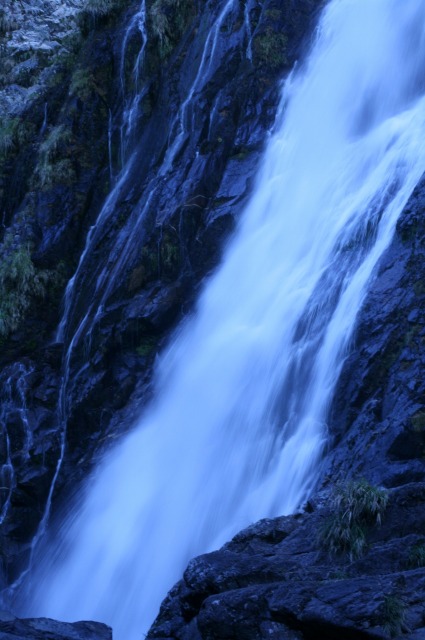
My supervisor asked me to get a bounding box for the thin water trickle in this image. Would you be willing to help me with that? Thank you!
[160,0,238,174]
[108,109,114,185]
[119,0,148,166]
[56,155,135,344]
[0,363,34,527]
[244,0,253,62]
[11,152,139,595]
[0,432,13,526]
[39,103,48,136]
[20,1,425,639]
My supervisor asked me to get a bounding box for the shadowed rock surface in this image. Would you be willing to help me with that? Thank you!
[147,485,425,639]
[0,617,111,640]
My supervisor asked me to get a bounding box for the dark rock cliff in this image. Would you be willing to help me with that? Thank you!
[0,0,323,601]
[327,177,425,490]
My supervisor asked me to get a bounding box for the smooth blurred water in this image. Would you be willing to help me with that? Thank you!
[24,0,425,638]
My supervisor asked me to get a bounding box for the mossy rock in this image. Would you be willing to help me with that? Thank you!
[411,411,425,432]
[149,0,195,60]
[136,335,158,358]
[253,27,288,70]
[79,0,128,33]
[408,542,425,568]
[381,595,406,638]
[0,117,36,161]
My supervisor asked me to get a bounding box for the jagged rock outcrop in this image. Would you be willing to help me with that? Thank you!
[0,616,111,640]
[146,482,425,639]
[327,175,425,489]
[0,0,135,585]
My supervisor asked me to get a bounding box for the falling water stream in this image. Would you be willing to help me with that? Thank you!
[160,0,238,174]
[21,0,425,638]
[0,364,34,525]
[119,0,148,166]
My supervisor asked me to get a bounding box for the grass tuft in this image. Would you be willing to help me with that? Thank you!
[382,595,406,638]
[320,479,388,560]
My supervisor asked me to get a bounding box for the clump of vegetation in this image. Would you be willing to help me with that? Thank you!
[83,0,126,16]
[69,68,99,101]
[33,124,76,190]
[264,9,283,22]
[408,542,425,568]
[0,233,67,340]
[381,595,406,638]
[78,0,127,34]
[0,246,48,338]
[0,116,36,205]
[253,27,288,70]
[84,0,115,15]
[411,410,425,432]
[0,117,35,160]
[40,124,73,158]
[149,0,194,59]
[320,479,389,559]
[136,336,158,358]
[159,229,180,276]
[0,8,14,35]
[0,118,18,157]
[230,145,252,161]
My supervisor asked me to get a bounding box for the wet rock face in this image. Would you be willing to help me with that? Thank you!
[0,0,323,590]
[147,482,425,640]
[0,355,61,587]
[326,175,425,488]
[0,616,111,640]
[56,0,325,465]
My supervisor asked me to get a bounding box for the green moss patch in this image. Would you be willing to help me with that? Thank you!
[136,335,158,358]
[149,0,195,59]
[253,27,288,70]
[411,411,425,432]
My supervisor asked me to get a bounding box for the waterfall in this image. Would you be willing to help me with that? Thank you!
[22,0,425,639]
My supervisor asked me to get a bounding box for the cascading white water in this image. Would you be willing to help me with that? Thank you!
[23,0,425,638]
